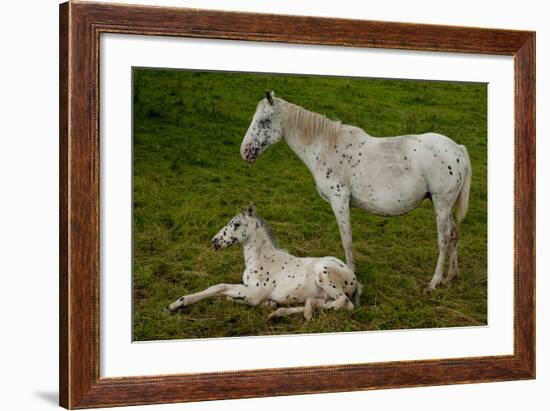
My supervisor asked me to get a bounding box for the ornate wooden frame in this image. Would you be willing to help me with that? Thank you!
[59,1,535,408]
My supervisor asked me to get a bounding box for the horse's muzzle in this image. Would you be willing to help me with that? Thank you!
[241,145,259,163]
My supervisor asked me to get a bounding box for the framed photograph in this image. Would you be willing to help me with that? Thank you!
[59,1,535,408]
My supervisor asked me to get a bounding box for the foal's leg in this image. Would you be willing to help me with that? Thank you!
[425,199,453,293]
[316,269,355,311]
[168,283,256,311]
[267,306,307,320]
[228,297,277,308]
[442,220,459,286]
[309,297,354,312]
[330,192,355,272]
[267,299,314,321]
[267,290,354,321]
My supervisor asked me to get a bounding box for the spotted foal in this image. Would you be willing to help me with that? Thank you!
[168,205,362,320]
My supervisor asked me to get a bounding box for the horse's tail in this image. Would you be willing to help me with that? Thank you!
[455,145,471,223]
[351,282,363,308]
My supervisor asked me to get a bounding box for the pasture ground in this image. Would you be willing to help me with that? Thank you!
[132,69,487,341]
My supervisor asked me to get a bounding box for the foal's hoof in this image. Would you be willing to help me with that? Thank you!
[167,297,186,312]
[267,308,284,321]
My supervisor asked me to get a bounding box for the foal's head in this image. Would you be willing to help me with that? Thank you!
[240,91,284,162]
[211,204,259,251]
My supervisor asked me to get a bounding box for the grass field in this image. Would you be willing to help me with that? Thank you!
[132,68,487,341]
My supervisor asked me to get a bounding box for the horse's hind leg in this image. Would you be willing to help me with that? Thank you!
[425,198,453,293]
[442,221,459,286]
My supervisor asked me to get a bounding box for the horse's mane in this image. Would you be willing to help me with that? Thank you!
[256,215,280,249]
[279,99,343,146]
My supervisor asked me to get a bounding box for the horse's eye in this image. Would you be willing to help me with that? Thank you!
[258,119,271,129]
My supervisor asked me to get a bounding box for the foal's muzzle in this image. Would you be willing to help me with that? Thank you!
[211,237,222,251]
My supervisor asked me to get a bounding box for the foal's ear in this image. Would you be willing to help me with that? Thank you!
[245,203,256,217]
[265,90,275,105]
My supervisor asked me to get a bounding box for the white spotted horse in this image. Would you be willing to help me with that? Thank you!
[240,91,472,293]
[168,204,362,320]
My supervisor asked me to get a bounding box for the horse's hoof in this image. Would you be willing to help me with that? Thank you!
[442,274,459,287]
[423,286,435,295]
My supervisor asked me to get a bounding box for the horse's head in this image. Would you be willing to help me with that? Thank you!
[211,204,257,251]
[240,91,284,162]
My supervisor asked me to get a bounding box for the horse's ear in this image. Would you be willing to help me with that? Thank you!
[265,90,274,105]
[246,203,256,216]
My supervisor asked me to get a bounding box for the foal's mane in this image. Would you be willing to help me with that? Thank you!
[255,215,280,249]
[279,99,343,146]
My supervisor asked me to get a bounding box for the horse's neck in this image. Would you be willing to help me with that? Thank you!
[243,227,278,271]
[283,127,328,173]
[281,106,340,173]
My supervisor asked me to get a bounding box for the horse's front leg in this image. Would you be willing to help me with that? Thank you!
[330,192,355,272]
[168,283,258,311]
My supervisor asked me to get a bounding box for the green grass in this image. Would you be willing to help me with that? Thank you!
[132,69,487,341]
